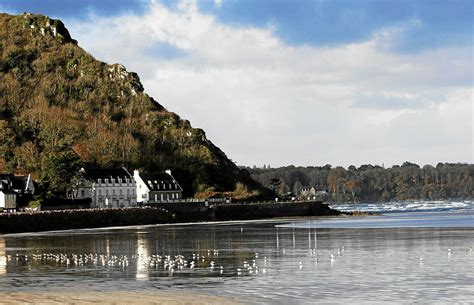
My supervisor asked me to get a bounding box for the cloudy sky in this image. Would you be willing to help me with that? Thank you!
[2,0,473,167]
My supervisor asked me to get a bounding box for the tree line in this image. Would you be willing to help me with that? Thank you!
[247,162,474,202]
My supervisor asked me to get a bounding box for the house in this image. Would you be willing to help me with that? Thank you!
[75,168,137,208]
[0,174,35,195]
[0,174,35,211]
[134,170,183,203]
[0,186,16,211]
[299,186,316,199]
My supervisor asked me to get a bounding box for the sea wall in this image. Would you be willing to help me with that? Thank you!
[213,201,339,220]
[0,201,340,234]
[151,201,340,221]
[0,207,175,234]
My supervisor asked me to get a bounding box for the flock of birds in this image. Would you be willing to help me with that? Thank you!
[4,245,472,276]
[4,247,339,276]
[5,250,227,276]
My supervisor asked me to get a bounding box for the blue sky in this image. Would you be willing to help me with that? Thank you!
[2,0,471,52]
[1,0,472,167]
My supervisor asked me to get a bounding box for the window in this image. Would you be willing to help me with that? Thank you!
[80,190,85,197]
[99,190,102,196]
[98,179,102,183]
[106,190,109,196]
[105,179,108,184]
[127,189,130,195]
[120,189,123,195]
[112,189,115,196]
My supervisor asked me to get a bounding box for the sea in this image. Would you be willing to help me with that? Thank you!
[0,200,473,304]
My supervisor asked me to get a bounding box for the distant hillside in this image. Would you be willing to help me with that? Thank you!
[249,162,474,202]
[0,13,272,200]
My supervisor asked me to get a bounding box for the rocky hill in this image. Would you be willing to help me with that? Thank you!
[0,13,272,200]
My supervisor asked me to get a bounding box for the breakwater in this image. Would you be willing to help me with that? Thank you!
[0,201,340,234]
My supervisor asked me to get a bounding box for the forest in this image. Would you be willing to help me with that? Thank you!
[248,162,474,202]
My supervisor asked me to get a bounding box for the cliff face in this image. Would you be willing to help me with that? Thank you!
[0,13,272,199]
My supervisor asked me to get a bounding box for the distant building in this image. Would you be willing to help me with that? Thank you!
[134,170,183,203]
[75,168,137,208]
[0,174,35,211]
[207,194,232,204]
[299,186,316,199]
[0,174,35,195]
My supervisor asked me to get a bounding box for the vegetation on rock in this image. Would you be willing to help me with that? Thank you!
[0,13,271,200]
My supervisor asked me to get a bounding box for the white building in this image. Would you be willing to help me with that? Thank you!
[0,188,16,211]
[75,168,137,208]
[134,170,183,203]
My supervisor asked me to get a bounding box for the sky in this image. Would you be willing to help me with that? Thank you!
[1,0,473,168]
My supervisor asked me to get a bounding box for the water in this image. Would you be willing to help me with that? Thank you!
[330,200,474,213]
[0,201,473,303]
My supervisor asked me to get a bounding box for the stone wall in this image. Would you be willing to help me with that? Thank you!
[0,207,174,234]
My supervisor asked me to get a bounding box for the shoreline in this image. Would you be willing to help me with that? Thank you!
[1,214,358,237]
[0,201,342,234]
[0,291,241,305]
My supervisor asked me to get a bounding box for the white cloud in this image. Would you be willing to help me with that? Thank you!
[66,0,473,167]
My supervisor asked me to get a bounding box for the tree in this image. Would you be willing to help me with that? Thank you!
[39,145,81,195]
[0,120,15,171]
[293,181,302,198]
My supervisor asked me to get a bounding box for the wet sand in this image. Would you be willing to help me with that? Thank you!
[0,291,240,304]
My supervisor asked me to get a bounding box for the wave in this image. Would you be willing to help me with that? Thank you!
[329,200,474,213]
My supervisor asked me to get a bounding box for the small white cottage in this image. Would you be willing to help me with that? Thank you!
[134,170,183,203]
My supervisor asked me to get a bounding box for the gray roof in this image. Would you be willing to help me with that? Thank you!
[0,174,30,191]
[138,172,182,192]
[0,188,16,195]
[81,168,133,182]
